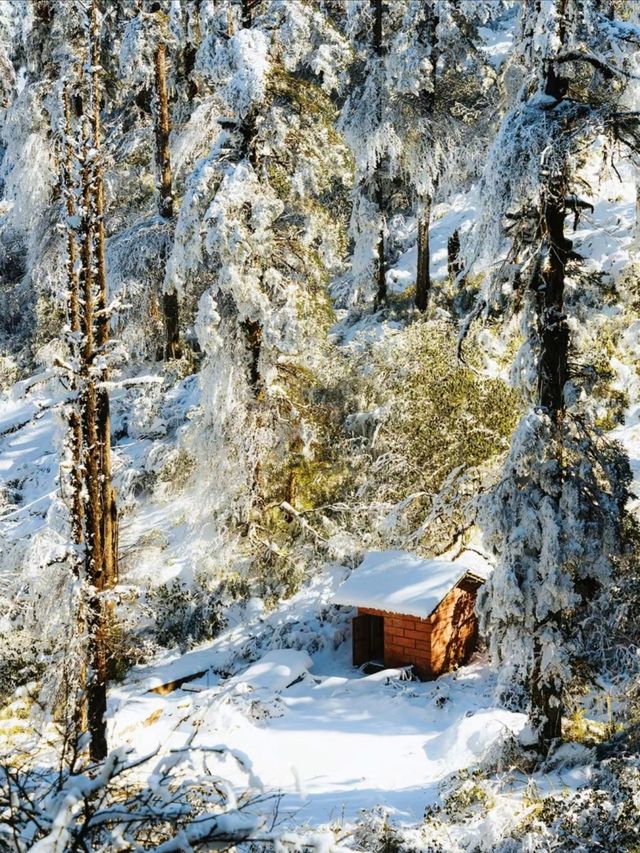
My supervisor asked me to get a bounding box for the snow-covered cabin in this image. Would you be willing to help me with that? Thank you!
[333,551,487,680]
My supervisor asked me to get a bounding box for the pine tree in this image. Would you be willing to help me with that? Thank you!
[152,10,182,360]
[470,0,639,750]
[339,0,498,310]
[58,0,119,759]
[163,0,350,576]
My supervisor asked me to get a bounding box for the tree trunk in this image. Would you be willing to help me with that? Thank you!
[527,23,571,746]
[374,177,386,309]
[371,0,386,310]
[70,0,119,761]
[239,0,262,392]
[62,82,87,736]
[183,0,201,101]
[62,83,84,552]
[91,10,118,592]
[447,229,463,283]
[415,199,431,311]
[531,633,563,749]
[537,186,569,419]
[153,37,182,360]
[415,5,438,310]
[531,185,568,750]
[242,318,263,397]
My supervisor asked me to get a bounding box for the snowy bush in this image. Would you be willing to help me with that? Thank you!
[0,743,262,852]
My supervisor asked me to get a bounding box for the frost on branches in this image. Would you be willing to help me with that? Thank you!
[166,0,351,581]
[472,0,640,748]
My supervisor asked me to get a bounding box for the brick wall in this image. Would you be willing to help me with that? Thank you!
[428,586,478,677]
[359,606,434,679]
[358,581,480,680]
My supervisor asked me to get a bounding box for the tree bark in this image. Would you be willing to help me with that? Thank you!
[62,83,84,553]
[447,229,463,283]
[415,200,431,311]
[153,37,182,360]
[374,178,386,308]
[182,0,201,101]
[531,633,563,748]
[63,82,88,737]
[372,0,386,309]
[537,185,569,419]
[91,6,118,593]
[414,4,438,310]
[528,10,571,749]
[242,318,263,397]
[68,0,119,761]
[531,182,569,753]
[239,0,262,393]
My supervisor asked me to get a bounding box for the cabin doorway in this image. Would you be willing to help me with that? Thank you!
[352,612,384,667]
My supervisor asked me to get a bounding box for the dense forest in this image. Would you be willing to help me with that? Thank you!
[1,0,640,850]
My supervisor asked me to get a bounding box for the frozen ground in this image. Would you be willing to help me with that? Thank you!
[109,566,525,830]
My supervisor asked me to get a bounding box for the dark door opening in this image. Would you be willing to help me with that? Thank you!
[352,612,384,667]
[369,613,384,661]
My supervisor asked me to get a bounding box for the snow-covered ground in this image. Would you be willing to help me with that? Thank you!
[107,567,525,830]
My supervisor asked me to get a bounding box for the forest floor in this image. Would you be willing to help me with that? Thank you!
[110,571,526,830]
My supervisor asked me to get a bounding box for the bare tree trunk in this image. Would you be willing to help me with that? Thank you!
[415,199,431,311]
[78,96,108,757]
[153,37,182,360]
[71,0,118,761]
[62,83,84,553]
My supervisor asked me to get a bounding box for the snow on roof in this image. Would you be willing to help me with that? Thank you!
[332,550,487,619]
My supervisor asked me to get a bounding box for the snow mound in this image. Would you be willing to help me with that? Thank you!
[226,650,313,694]
[424,709,526,775]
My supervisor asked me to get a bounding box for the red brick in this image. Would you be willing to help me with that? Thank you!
[415,639,430,651]
[404,629,428,642]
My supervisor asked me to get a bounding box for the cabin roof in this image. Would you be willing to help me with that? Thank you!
[332,550,488,619]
